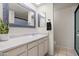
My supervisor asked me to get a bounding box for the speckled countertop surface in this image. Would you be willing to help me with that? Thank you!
[0,33,48,52]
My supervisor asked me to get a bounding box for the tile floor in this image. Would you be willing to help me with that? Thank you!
[54,47,77,56]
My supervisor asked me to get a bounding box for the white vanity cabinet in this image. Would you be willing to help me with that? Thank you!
[44,39,49,55]
[27,36,48,56]
[27,41,38,56]
[38,37,48,56]
[3,44,27,56]
[28,46,38,56]
[0,35,48,56]
[38,42,45,56]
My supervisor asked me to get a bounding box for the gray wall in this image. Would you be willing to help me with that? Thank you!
[54,5,77,49]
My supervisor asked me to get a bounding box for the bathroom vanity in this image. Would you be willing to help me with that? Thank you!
[0,34,48,56]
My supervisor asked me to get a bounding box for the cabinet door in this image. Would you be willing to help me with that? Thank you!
[28,41,38,49]
[28,46,38,56]
[38,43,45,56]
[3,44,27,56]
[44,40,48,54]
[18,52,27,56]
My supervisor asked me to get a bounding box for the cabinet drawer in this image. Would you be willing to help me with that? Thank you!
[3,44,27,56]
[28,41,38,49]
[39,37,48,44]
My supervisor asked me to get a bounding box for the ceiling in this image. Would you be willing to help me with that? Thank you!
[53,3,78,10]
[33,3,78,10]
[33,3,45,7]
[9,3,78,14]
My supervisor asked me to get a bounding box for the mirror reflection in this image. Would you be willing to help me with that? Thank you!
[9,3,35,28]
[38,13,46,27]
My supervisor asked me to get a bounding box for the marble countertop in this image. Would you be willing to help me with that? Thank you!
[0,33,48,52]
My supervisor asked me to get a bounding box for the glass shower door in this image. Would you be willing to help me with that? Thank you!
[75,5,79,55]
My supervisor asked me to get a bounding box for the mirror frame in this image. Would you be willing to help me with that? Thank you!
[9,3,36,28]
[3,3,9,25]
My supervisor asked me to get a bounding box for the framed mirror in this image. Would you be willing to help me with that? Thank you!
[0,3,9,34]
[38,13,46,27]
[9,3,36,28]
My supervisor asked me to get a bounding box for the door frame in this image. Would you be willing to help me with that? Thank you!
[74,4,79,56]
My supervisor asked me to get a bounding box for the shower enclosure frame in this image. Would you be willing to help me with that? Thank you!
[74,4,79,56]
